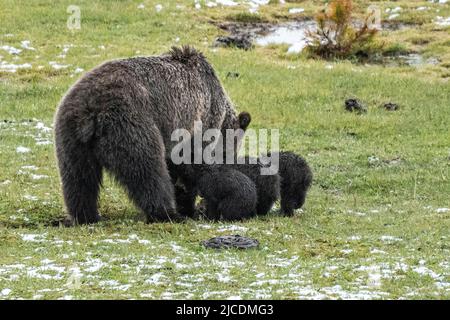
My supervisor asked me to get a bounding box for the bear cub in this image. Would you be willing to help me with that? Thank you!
[169,163,257,221]
[233,151,313,216]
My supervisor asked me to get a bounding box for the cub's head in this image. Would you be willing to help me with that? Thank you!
[277,151,313,216]
[237,111,251,131]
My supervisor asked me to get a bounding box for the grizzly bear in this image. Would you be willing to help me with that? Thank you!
[168,163,257,221]
[54,46,250,224]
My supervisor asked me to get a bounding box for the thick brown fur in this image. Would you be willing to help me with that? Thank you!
[54,46,247,224]
[168,163,257,221]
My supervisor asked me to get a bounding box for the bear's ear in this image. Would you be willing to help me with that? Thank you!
[238,112,251,131]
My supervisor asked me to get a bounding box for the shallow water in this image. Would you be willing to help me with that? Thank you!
[384,53,440,67]
[253,20,411,54]
[255,22,315,54]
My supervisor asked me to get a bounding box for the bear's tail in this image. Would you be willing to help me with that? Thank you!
[55,101,96,145]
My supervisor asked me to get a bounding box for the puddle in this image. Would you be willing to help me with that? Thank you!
[255,21,315,54]
[215,20,315,53]
[382,53,440,67]
[215,20,416,54]
[215,20,436,68]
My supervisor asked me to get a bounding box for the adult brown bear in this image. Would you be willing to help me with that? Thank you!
[54,46,250,225]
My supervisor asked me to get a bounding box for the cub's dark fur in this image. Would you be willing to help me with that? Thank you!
[54,46,248,224]
[233,158,280,216]
[231,151,312,216]
[169,163,257,221]
[274,151,313,216]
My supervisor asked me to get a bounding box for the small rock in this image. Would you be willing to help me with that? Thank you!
[226,72,240,79]
[382,102,399,111]
[345,98,367,114]
[368,156,380,166]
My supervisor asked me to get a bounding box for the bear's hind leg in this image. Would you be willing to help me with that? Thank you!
[98,122,181,223]
[56,143,102,225]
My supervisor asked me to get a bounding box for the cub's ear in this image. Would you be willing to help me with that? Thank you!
[238,111,251,131]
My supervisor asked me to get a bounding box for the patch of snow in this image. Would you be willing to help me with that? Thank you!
[388,14,400,20]
[22,165,38,170]
[1,61,32,72]
[83,258,105,273]
[36,122,51,132]
[197,224,213,229]
[1,45,22,55]
[413,266,441,280]
[217,273,232,283]
[24,194,38,201]
[20,233,47,242]
[217,225,248,232]
[370,248,386,254]
[216,0,239,6]
[289,8,304,14]
[1,180,11,186]
[36,140,52,146]
[380,235,402,242]
[435,16,450,26]
[31,174,48,180]
[206,2,218,7]
[49,61,69,70]
[227,295,242,300]
[1,288,12,296]
[267,255,298,267]
[21,40,36,51]
[145,273,166,285]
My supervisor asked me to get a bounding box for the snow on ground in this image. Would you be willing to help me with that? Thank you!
[1,230,447,299]
[435,16,450,26]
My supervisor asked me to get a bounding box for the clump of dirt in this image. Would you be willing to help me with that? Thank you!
[216,21,277,38]
[381,102,399,111]
[213,22,273,50]
[226,71,240,79]
[345,98,367,114]
[368,156,404,167]
[214,34,253,50]
[201,235,260,250]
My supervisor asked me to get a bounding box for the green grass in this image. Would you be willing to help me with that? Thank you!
[0,0,449,300]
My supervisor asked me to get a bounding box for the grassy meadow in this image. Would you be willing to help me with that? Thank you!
[0,0,449,299]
